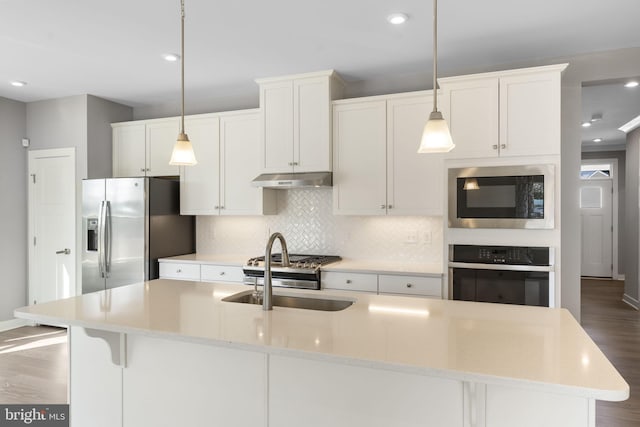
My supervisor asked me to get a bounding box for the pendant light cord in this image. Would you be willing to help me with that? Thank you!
[180,0,185,134]
[432,0,438,113]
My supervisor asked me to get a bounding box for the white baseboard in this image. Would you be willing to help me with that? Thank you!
[622,293,640,310]
[0,318,29,332]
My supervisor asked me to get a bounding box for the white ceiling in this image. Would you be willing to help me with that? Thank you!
[2,0,640,131]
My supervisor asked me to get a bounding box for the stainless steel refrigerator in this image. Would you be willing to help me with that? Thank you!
[82,177,195,294]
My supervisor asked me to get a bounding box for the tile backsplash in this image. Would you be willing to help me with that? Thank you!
[197,188,443,264]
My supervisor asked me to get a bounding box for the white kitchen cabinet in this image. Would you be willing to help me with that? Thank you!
[112,123,146,177]
[322,271,378,293]
[180,115,220,215]
[112,118,180,177]
[378,274,441,298]
[333,92,444,216]
[123,334,266,427]
[200,264,244,283]
[257,70,344,173]
[179,111,276,216]
[269,355,464,427]
[158,262,200,281]
[332,100,387,215]
[439,64,566,159]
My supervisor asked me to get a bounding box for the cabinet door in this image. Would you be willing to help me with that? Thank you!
[180,116,220,215]
[387,95,445,216]
[378,274,442,297]
[333,101,387,215]
[294,76,331,172]
[440,76,499,159]
[220,112,275,215]
[146,119,180,176]
[260,80,294,173]
[112,124,146,177]
[499,71,561,157]
[322,271,378,293]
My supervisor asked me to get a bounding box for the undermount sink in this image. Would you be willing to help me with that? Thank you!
[222,290,354,312]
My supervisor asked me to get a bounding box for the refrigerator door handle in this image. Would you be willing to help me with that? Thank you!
[98,201,106,278]
[105,201,112,278]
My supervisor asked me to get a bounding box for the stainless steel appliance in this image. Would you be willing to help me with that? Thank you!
[448,164,554,229]
[448,244,553,307]
[243,254,342,290]
[82,177,195,294]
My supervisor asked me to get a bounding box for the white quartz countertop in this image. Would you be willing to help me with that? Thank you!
[158,254,245,266]
[159,254,442,276]
[14,280,627,402]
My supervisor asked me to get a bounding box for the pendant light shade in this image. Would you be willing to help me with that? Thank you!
[417,0,454,154]
[169,0,197,166]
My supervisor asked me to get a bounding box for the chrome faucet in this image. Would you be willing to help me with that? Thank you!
[263,232,290,311]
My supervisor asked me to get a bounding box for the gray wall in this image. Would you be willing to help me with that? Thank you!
[87,95,133,179]
[625,128,640,303]
[0,97,27,322]
[581,150,626,275]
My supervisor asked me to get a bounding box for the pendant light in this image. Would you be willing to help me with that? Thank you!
[169,0,197,165]
[417,0,454,153]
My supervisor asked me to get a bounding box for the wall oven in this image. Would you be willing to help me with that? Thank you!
[448,245,554,307]
[448,164,554,229]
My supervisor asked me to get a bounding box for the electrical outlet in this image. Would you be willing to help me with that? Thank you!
[405,230,419,244]
[423,231,432,245]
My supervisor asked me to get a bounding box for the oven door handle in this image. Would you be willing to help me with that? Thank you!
[448,262,553,272]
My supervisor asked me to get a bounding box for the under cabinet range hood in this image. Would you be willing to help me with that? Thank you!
[251,172,332,189]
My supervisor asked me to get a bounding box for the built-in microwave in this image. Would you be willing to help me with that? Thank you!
[448,164,554,229]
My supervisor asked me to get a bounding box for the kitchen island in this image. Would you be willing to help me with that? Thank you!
[15,279,627,427]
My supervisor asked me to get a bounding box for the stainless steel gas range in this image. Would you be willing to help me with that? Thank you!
[243,254,341,290]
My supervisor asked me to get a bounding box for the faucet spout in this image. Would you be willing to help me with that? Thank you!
[263,232,289,311]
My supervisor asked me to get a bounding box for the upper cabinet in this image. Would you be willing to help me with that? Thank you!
[439,64,567,159]
[180,111,276,216]
[333,92,444,216]
[256,70,345,173]
[112,118,180,177]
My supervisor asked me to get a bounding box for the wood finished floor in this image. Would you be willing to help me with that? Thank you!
[581,278,640,427]
[0,282,638,426]
[0,325,67,403]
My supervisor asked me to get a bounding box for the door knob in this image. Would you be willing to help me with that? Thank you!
[56,248,71,255]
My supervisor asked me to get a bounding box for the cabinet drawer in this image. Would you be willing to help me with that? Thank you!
[378,275,441,297]
[159,262,201,281]
[201,265,244,283]
[322,272,377,293]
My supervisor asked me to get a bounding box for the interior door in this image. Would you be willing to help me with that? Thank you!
[580,179,613,277]
[28,148,76,304]
[106,178,146,289]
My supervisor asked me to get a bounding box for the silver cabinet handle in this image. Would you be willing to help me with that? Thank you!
[346,280,352,284]
[380,204,386,209]
[288,162,293,166]
[406,283,413,288]
[214,205,219,209]
[220,206,225,210]
[56,248,71,255]
[140,168,145,172]
[177,268,182,273]
[220,271,226,276]
[293,162,299,166]
[388,205,393,209]
[501,144,506,149]
[492,144,498,150]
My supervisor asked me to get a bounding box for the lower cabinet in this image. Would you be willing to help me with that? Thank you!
[158,262,201,281]
[200,264,244,283]
[322,271,442,298]
[269,355,464,427]
[123,334,266,427]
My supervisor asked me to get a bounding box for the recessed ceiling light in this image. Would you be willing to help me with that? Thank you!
[593,138,603,143]
[590,113,603,122]
[163,53,180,62]
[581,122,591,128]
[387,13,408,25]
[10,81,26,87]
[624,81,639,88]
